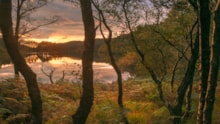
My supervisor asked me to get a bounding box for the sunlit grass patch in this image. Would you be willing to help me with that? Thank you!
[151,106,170,124]
[124,101,159,124]
[127,111,148,124]
[88,100,122,124]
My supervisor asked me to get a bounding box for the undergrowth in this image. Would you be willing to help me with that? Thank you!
[0,78,220,124]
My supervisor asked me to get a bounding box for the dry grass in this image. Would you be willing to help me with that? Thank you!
[0,78,220,124]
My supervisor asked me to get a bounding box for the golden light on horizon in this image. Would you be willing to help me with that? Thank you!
[24,35,84,43]
[24,33,105,43]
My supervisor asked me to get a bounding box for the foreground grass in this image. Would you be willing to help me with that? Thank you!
[0,78,220,124]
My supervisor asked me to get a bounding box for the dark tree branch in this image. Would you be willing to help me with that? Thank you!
[60,70,65,81]
[21,16,58,36]
[170,45,189,92]
[92,0,127,113]
[0,1,42,123]
[189,19,198,53]
[158,48,167,82]
[188,0,198,11]
[144,64,170,107]
[72,0,95,123]
[19,0,47,17]
[122,0,145,61]
[13,0,57,41]
[41,65,55,84]
[122,0,169,108]
[153,29,190,61]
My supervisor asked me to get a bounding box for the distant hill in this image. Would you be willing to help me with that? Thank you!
[32,39,105,60]
[0,38,107,64]
[35,41,83,57]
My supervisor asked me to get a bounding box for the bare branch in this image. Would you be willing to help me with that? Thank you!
[188,0,198,10]
[21,16,58,36]
[144,64,170,107]
[189,19,198,53]
[41,64,55,84]
[92,0,112,42]
[122,0,173,109]
[13,0,58,41]
[153,29,190,61]
[122,0,145,61]
[158,48,167,82]
[170,45,190,92]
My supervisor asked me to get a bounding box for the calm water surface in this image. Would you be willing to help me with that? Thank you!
[0,56,130,83]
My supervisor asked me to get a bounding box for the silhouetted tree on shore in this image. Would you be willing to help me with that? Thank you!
[0,1,42,123]
[72,0,96,123]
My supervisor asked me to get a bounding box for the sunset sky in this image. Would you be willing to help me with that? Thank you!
[23,0,85,43]
[17,0,146,43]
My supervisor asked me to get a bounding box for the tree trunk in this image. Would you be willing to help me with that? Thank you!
[93,2,126,121]
[0,1,42,124]
[94,3,124,107]
[106,40,123,107]
[183,82,193,119]
[72,0,95,123]
[171,33,199,124]
[13,0,23,76]
[203,4,220,124]
[197,0,211,123]
[105,41,128,123]
[14,66,20,76]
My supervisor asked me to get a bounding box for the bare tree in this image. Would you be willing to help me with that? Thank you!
[12,0,58,76]
[72,0,96,123]
[41,64,55,84]
[13,0,58,40]
[92,1,129,123]
[92,0,124,108]
[0,0,42,123]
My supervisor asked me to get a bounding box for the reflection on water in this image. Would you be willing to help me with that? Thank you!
[0,55,131,83]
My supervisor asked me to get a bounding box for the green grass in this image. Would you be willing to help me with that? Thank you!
[0,78,220,123]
